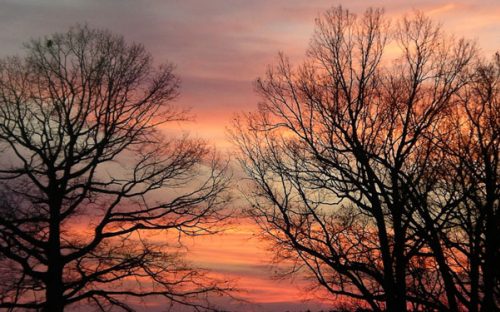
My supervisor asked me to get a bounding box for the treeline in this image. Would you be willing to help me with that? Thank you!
[232,6,499,312]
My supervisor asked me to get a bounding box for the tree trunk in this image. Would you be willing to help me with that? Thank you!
[392,209,408,312]
[394,236,408,311]
[45,195,64,312]
[45,267,64,312]
[376,218,398,312]
[481,212,499,312]
[469,233,480,312]
[480,174,499,312]
[419,204,460,311]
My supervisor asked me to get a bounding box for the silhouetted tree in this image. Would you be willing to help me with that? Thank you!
[430,53,499,312]
[231,6,485,311]
[0,25,230,311]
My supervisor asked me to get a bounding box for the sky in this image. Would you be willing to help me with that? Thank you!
[0,0,499,311]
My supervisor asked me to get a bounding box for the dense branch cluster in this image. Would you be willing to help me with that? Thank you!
[232,7,498,312]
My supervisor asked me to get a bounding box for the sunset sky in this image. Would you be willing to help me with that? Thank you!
[0,1,498,311]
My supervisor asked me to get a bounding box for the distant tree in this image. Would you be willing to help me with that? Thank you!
[0,25,230,311]
[231,6,489,311]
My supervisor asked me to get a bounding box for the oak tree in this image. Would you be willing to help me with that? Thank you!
[0,25,230,311]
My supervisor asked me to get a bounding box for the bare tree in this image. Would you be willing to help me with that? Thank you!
[231,7,479,311]
[432,53,499,312]
[0,25,230,312]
